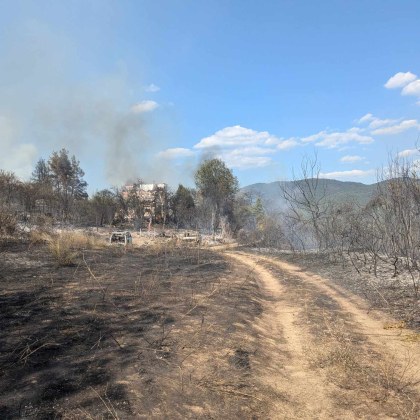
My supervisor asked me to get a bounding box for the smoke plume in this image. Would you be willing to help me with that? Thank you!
[0,19,180,191]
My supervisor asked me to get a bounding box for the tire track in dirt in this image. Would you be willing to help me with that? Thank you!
[239,252,420,371]
[226,252,353,419]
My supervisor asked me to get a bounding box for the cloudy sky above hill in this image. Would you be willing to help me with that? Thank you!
[1,1,420,191]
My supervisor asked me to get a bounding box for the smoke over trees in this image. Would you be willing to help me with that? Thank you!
[4,145,420,300]
[173,185,195,228]
[47,149,88,220]
[194,158,239,235]
[0,149,88,228]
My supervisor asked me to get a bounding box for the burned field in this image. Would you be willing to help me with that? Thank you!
[1,238,420,419]
[0,241,265,419]
[268,250,420,331]
[227,251,420,419]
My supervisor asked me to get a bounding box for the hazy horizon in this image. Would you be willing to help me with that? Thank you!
[2,1,420,193]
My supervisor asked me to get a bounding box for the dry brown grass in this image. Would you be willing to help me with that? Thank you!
[403,333,420,343]
[384,320,407,330]
[0,243,265,418]
[29,229,51,244]
[33,230,105,266]
[47,233,79,266]
[0,211,17,236]
[310,314,420,419]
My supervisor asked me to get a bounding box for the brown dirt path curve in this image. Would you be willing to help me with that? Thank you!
[242,252,420,363]
[226,252,354,419]
[224,250,420,419]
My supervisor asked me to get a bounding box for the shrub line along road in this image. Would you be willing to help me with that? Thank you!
[224,250,420,419]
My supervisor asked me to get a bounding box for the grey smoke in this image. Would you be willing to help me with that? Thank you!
[0,19,187,191]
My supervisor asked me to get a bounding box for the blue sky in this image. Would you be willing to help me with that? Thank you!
[1,0,420,192]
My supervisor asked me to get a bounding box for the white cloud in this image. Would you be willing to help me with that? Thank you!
[340,155,364,163]
[194,125,281,149]
[385,71,420,104]
[357,113,398,129]
[301,130,326,143]
[368,118,398,129]
[397,148,420,158]
[222,154,272,169]
[130,100,159,113]
[157,147,195,159]
[319,169,375,179]
[371,119,419,135]
[277,138,299,150]
[318,131,374,148]
[192,125,288,169]
[144,83,160,93]
[302,129,374,148]
[401,79,420,96]
[228,146,277,156]
[358,113,374,124]
[347,126,363,133]
[385,72,417,89]
[347,127,363,133]
[357,111,419,135]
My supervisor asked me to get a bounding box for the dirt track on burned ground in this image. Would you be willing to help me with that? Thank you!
[0,241,267,419]
[1,240,420,419]
[224,250,420,419]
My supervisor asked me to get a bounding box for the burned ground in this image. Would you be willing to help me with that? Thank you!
[0,242,265,419]
[1,240,420,419]
[263,250,420,331]
[227,251,420,419]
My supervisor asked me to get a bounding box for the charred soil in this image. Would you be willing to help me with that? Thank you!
[1,240,420,419]
[0,242,265,419]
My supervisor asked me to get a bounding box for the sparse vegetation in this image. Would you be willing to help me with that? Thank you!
[1,151,420,418]
[312,317,420,419]
[0,242,266,418]
[30,230,103,266]
[0,211,17,236]
[194,158,239,235]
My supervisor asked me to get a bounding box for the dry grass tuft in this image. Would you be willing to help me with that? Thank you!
[310,316,358,371]
[403,333,420,343]
[309,314,420,418]
[65,231,103,250]
[149,238,178,256]
[383,320,406,330]
[29,229,51,244]
[47,233,79,266]
[0,211,17,236]
[39,231,104,266]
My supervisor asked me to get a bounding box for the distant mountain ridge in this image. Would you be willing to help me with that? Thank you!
[240,179,379,211]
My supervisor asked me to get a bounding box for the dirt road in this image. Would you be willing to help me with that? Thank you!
[1,241,419,418]
[225,250,420,419]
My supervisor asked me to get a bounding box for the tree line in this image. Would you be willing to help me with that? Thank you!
[0,149,88,233]
[4,147,419,299]
[0,149,252,235]
[277,153,420,298]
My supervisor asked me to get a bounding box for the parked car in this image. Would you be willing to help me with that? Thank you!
[109,231,133,245]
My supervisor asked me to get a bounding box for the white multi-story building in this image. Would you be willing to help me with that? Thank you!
[122,183,168,223]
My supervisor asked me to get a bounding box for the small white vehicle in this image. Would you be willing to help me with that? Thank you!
[109,231,133,245]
